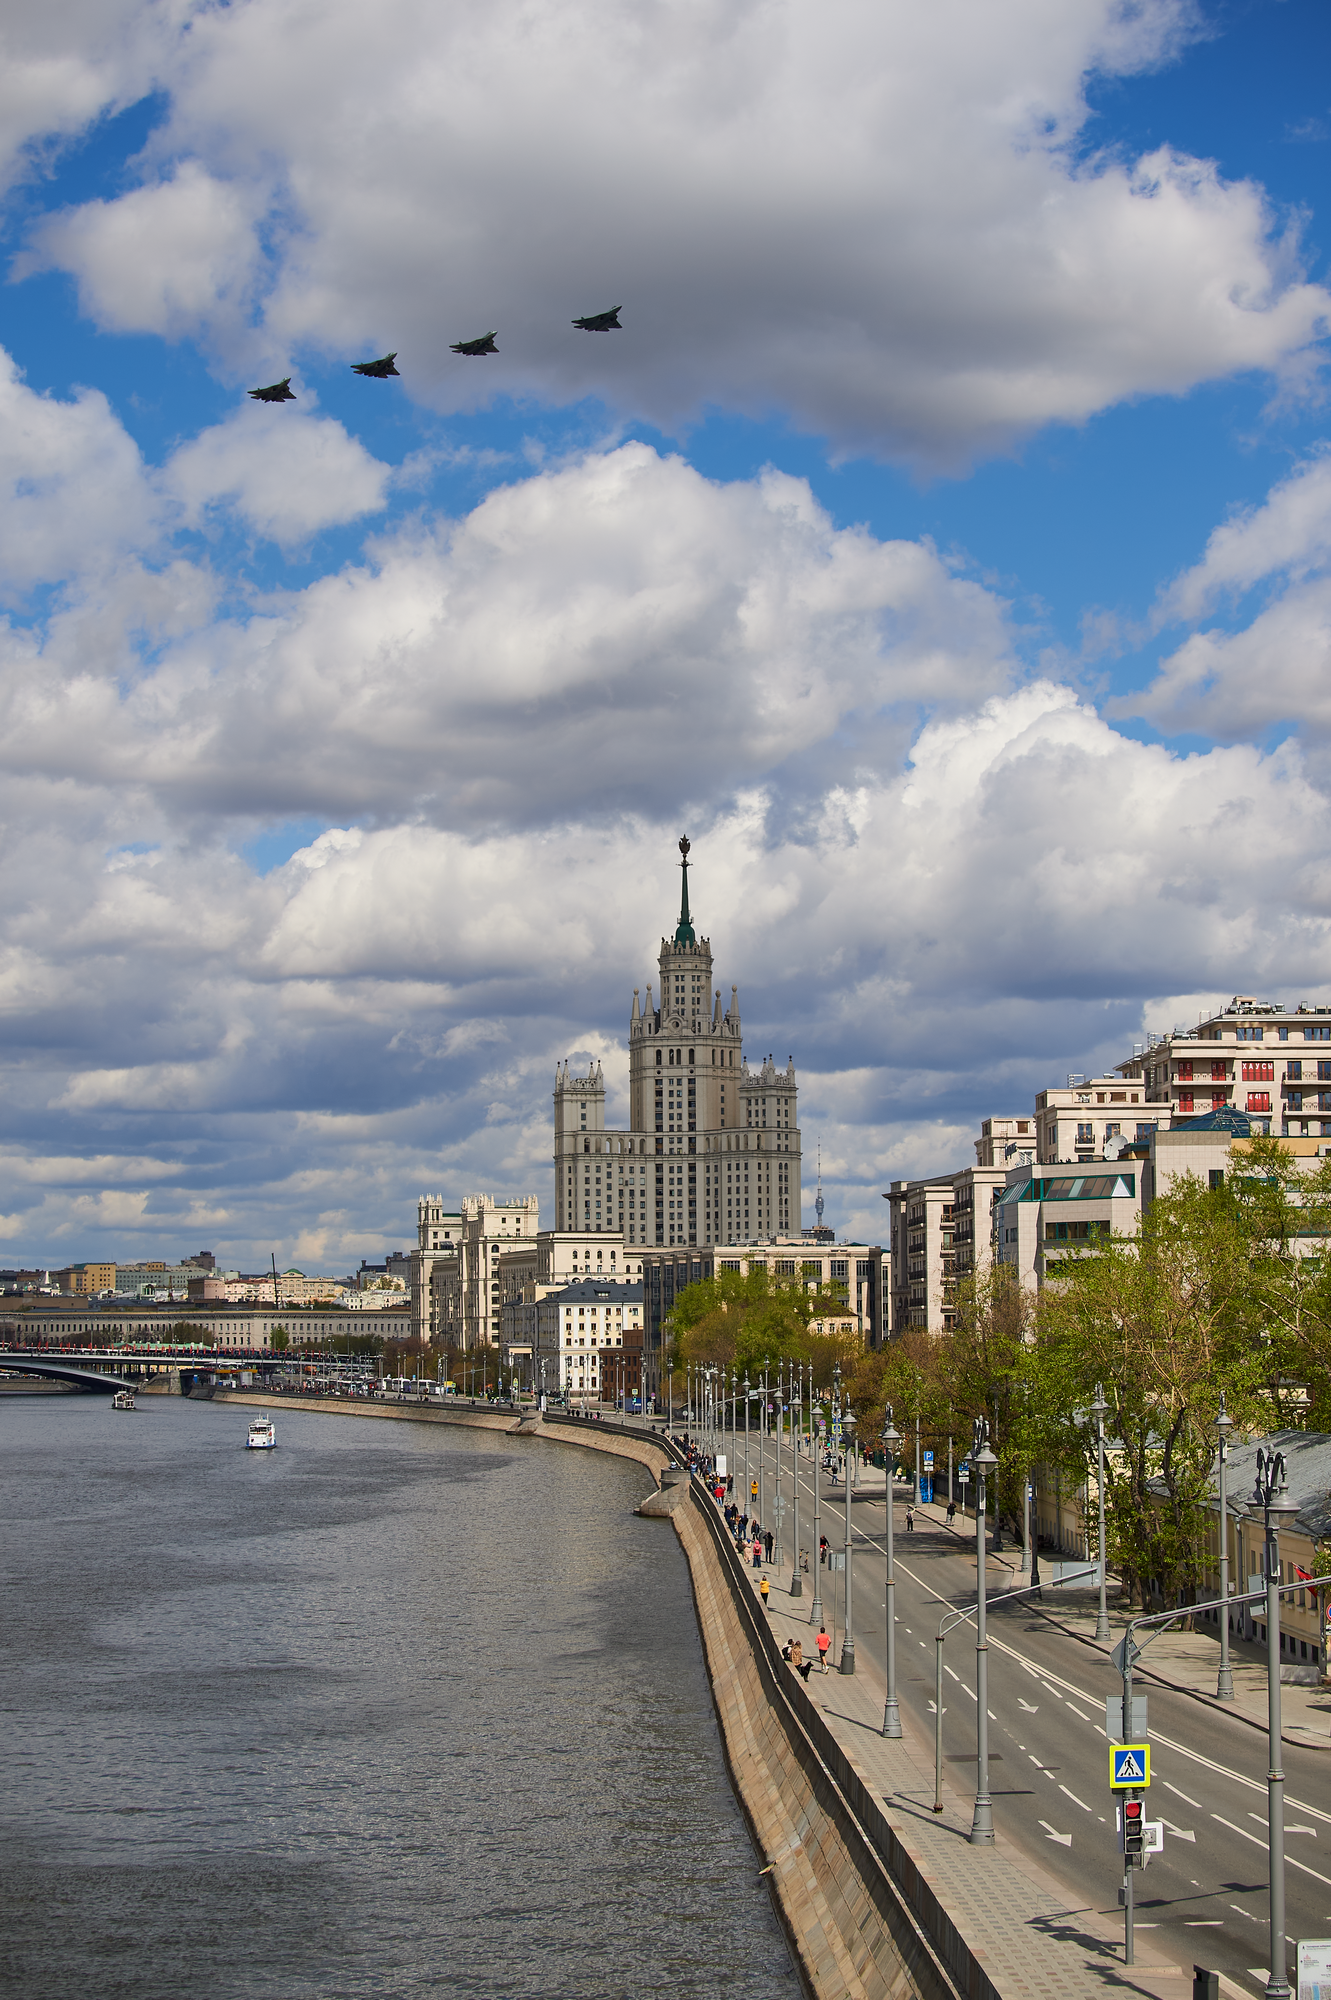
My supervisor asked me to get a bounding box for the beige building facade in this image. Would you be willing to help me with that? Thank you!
[553,840,802,1254]
[1117,994,1331,1142]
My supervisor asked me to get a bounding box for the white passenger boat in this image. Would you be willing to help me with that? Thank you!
[111,1388,136,1411]
[245,1416,276,1450]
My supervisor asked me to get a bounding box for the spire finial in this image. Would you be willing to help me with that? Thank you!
[674,835,695,945]
[815,1143,825,1232]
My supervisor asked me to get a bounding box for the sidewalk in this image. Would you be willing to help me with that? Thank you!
[727,1524,1212,2000]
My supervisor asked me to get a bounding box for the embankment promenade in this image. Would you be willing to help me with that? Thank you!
[215,1391,1210,2000]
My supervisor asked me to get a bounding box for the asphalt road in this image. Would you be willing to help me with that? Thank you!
[733,1428,1331,1992]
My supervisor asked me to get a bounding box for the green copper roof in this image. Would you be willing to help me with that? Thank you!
[675,835,695,944]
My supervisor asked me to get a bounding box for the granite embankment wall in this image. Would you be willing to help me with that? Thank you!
[213,1395,970,2000]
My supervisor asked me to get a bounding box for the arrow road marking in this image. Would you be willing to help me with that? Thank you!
[1251,1812,1316,1838]
[1162,1820,1196,1842]
[1038,1820,1072,1846]
[1214,1816,1331,1890]
[1018,1698,1039,1713]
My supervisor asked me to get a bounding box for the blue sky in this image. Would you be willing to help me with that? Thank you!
[1,0,1329,1270]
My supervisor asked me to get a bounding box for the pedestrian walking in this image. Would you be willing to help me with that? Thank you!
[816,1626,831,1672]
[764,1528,774,1563]
[946,1499,956,1529]
[760,1576,770,1612]
[751,1537,762,1569]
[906,1507,915,1533]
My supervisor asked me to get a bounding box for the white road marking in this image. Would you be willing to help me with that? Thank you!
[1165,1781,1202,1809]
[1029,1754,1044,1767]
[1039,1820,1072,1846]
[1065,1703,1090,1722]
[1019,1698,1039,1713]
[963,1685,977,1702]
[1162,1820,1196,1842]
[1059,1784,1092,1812]
[1185,1921,1223,1927]
[944,1665,960,1683]
[1214,1816,1331,1890]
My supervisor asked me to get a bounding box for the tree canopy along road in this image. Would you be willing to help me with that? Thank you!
[749,1429,1330,1993]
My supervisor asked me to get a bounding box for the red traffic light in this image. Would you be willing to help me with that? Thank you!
[1124,1800,1143,1822]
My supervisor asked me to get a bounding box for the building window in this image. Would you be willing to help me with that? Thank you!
[1288,1060,1303,1080]
[1247,1092,1271,1112]
[1236,1026,1264,1041]
[1307,1027,1331,1042]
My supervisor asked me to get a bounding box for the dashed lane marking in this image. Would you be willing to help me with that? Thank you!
[1213,1815,1331,1890]
[1059,1784,1092,1812]
[1164,1781,1202,1810]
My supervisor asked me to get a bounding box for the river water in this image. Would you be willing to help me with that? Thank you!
[0,1395,799,1999]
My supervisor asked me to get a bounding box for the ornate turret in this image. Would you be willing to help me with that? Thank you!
[675,835,695,945]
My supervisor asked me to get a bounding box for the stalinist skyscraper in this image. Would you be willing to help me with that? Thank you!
[553,839,802,1249]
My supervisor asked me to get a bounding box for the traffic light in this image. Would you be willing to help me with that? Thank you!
[1123,1795,1145,1866]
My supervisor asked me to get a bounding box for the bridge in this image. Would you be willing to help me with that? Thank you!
[0,1352,136,1394]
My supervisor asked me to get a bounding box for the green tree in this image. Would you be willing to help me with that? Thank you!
[269,1325,289,1352]
[1031,1172,1264,1609]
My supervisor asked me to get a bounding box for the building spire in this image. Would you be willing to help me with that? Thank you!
[674,835,696,945]
[815,1143,825,1232]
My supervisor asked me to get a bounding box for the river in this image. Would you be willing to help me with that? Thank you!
[0,1394,799,1998]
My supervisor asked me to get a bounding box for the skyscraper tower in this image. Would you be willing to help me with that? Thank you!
[554,838,801,1247]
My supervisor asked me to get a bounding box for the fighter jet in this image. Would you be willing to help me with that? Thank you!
[248,378,296,402]
[351,352,400,378]
[451,332,498,356]
[573,308,622,332]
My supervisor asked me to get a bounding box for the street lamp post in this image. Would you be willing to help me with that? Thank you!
[1216,1395,1235,1700]
[1091,1383,1111,1641]
[881,1406,902,1735]
[790,1365,802,1597]
[1252,1447,1301,2000]
[840,1410,857,1673]
[970,1417,999,1845]
[759,1365,768,1544]
[810,1410,825,1629]
[743,1374,751,1518]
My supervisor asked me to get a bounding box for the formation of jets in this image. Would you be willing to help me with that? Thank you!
[249,311,622,402]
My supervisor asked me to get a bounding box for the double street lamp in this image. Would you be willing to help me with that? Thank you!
[1253,1446,1300,2000]
[840,1410,857,1674]
[969,1415,999,1846]
[881,1405,902,1735]
[1216,1395,1235,1700]
[1090,1383,1111,1642]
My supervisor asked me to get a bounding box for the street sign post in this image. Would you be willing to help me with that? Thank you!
[1106,1695,1148,1741]
[1110,1744,1150,1788]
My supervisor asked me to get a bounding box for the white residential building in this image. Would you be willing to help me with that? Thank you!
[1033,1076,1171,1164]
[1117,994,1331,1143]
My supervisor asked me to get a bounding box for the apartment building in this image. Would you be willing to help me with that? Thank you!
[553,843,801,1253]
[885,1164,1009,1335]
[501,1278,645,1402]
[1033,1077,1171,1164]
[1116,995,1331,1140]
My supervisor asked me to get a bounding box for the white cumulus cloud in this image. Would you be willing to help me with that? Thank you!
[16,0,1329,462]
[164,404,392,544]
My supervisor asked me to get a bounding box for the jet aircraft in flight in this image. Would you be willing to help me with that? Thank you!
[351,353,400,377]
[248,378,296,402]
[450,333,498,355]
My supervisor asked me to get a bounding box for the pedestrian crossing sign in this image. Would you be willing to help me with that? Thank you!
[1109,1744,1150,1788]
